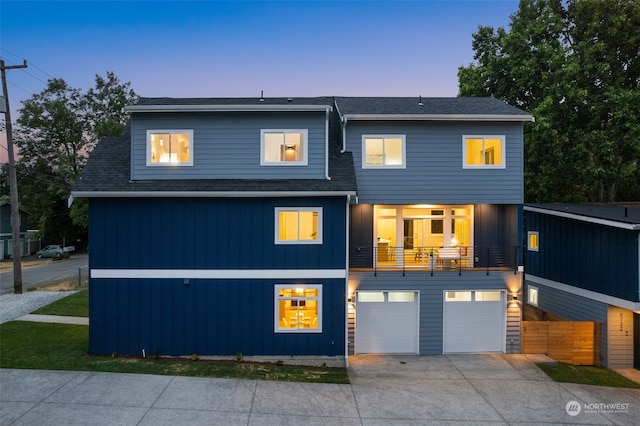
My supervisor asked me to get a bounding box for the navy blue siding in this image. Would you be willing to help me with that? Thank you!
[130,112,327,180]
[346,121,524,204]
[474,204,521,268]
[526,211,639,301]
[89,197,346,270]
[89,278,345,356]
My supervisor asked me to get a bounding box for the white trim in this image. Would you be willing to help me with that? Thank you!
[526,274,640,311]
[342,114,535,122]
[260,129,309,166]
[91,269,347,279]
[524,205,640,230]
[125,104,333,113]
[274,207,323,244]
[362,135,406,169]
[462,135,506,169]
[71,190,357,198]
[146,129,194,166]
[274,284,322,333]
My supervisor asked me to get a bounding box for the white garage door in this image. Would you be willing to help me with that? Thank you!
[355,291,419,354]
[443,290,505,353]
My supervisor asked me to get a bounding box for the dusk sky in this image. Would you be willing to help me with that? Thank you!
[1,0,520,162]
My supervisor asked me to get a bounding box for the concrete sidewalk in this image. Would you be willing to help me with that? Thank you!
[2,354,639,425]
[15,314,88,325]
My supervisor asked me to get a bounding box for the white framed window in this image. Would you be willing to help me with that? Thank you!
[528,286,539,306]
[528,231,539,251]
[261,129,308,165]
[463,135,505,168]
[275,207,322,244]
[275,285,322,333]
[147,130,193,166]
[362,135,406,168]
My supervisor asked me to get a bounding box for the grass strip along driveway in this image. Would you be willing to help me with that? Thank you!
[1,291,349,384]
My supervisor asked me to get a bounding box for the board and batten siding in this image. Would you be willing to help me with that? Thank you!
[346,121,524,204]
[349,271,521,355]
[89,277,345,357]
[526,211,639,301]
[526,281,610,366]
[130,112,327,180]
[89,197,347,270]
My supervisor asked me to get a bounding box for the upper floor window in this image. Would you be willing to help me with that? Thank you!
[463,135,505,168]
[261,129,308,165]
[362,135,405,168]
[147,130,193,166]
[528,231,539,251]
[275,207,322,244]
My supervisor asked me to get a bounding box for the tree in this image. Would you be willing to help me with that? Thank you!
[13,72,137,244]
[458,0,640,202]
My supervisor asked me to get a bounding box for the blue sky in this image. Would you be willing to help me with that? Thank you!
[1,0,519,159]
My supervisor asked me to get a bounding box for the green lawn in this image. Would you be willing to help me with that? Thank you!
[32,290,89,317]
[1,290,349,383]
[537,362,640,388]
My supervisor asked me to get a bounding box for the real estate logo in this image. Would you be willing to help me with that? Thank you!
[566,401,581,416]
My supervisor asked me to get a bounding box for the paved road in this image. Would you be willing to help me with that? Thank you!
[0,254,88,294]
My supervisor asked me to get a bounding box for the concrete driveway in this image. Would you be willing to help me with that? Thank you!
[2,354,639,425]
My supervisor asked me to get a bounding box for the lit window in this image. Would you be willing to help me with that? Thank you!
[363,135,406,168]
[275,208,322,244]
[445,291,472,302]
[261,130,308,165]
[463,135,505,168]
[528,231,539,251]
[475,291,502,302]
[275,285,321,332]
[528,286,539,306]
[147,130,193,166]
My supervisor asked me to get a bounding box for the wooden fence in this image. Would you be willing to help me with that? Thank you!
[522,321,600,366]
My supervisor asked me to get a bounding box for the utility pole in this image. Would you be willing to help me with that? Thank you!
[1,59,27,294]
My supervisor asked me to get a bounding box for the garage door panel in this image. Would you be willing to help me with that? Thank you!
[443,292,505,353]
[356,292,418,354]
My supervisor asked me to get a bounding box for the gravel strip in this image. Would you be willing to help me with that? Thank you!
[0,291,78,324]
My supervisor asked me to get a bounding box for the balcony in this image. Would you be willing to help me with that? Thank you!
[349,245,520,276]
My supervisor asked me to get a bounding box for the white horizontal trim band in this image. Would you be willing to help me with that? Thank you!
[124,105,332,113]
[526,274,640,311]
[342,114,535,122]
[91,269,347,279]
[71,191,356,198]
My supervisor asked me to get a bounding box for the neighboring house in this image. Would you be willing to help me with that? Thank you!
[341,97,534,355]
[0,201,30,258]
[524,203,640,369]
[72,96,533,363]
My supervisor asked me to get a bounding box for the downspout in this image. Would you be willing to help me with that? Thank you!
[345,194,351,367]
[341,116,348,153]
[325,107,331,180]
[637,231,640,303]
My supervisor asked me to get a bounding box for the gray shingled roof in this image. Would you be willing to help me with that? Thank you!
[526,203,640,225]
[335,96,533,118]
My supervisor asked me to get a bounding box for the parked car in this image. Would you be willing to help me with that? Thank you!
[36,245,63,259]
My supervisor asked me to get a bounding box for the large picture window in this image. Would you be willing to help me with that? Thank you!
[261,129,308,165]
[275,285,322,332]
[362,135,405,168]
[147,130,193,166]
[463,135,505,168]
[275,207,322,244]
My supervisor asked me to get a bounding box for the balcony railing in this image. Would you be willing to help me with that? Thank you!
[349,245,520,276]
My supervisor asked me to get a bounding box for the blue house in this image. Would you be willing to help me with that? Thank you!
[524,203,640,368]
[340,97,534,355]
[0,201,30,259]
[72,96,533,364]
